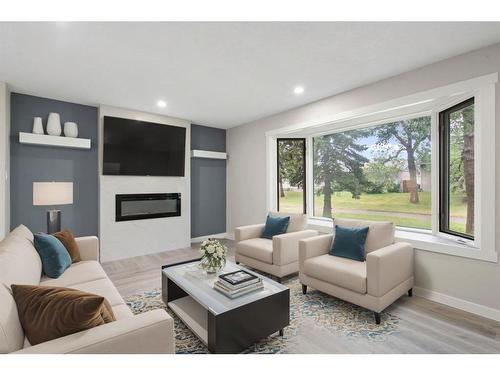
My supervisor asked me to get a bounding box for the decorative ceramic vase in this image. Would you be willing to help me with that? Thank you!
[32,117,44,134]
[63,122,78,138]
[47,113,62,136]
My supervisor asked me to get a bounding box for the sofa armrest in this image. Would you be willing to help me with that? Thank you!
[367,242,414,297]
[14,310,174,354]
[298,234,333,269]
[75,236,99,261]
[272,230,318,266]
[235,223,265,242]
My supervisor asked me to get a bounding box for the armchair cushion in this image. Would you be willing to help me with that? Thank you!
[269,211,306,233]
[330,225,369,261]
[236,238,273,264]
[333,218,394,254]
[261,215,290,239]
[302,254,367,294]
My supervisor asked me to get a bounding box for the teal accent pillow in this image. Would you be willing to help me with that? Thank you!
[261,215,290,239]
[330,225,369,261]
[33,233,72,278]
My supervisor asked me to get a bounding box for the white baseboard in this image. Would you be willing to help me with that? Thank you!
[190,232,228,243]
[225,232,235,240]
[413,286,500,322]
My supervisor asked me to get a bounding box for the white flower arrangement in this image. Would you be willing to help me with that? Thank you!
[200,238,228,273]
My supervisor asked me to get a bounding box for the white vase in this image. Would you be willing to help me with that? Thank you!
[63,122,78,138]
[32,117,44,134]
[47,113,62,136]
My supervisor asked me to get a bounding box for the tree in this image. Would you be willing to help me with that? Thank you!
[278,140,304,198]
[372,117,431,204]
[363,158,403,194]
[314,131,368,218]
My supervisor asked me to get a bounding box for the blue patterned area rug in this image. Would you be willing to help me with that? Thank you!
[124,278,400,354]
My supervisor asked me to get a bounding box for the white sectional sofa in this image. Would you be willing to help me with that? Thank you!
[0,225,175,354]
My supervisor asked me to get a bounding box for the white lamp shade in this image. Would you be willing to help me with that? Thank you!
[33,182,73,206]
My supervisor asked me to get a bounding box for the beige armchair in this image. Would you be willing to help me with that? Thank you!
[298,218,414,324]
[235,212,318,282]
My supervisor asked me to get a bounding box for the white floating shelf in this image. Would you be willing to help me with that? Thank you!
[19,132,91,150]
[191,149,227,160]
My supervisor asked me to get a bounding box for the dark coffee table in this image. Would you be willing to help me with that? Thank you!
[161,259,290,353]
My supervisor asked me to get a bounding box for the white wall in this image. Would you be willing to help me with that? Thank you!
[98,105,191,262]
[0,82,10,240]
[227,42,500,316]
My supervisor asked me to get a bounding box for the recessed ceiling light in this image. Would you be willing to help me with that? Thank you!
[293,86,304,95]
[157,100,167,108]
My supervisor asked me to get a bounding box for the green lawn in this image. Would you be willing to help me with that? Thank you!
[279,190,467,232]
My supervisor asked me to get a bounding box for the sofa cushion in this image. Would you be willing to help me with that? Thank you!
[0,225,41,353]
[0,225,41,286]
[11,284,116,346]
[237,238,273,264]
[333,218,394,254]
[53,229,82,263]
[0,285,25,353]
[59,278,126,307]
[270,211,306,233]
[34,233,72,279]
[303,254,367,294]
[40,261,108,288]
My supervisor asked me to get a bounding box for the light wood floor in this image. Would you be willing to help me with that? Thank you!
[102,240,500,353]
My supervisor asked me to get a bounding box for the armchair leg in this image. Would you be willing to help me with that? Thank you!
[408,288,413,297]
[235,261,240,265]
[374,312,381,325]
[302,284,307,295]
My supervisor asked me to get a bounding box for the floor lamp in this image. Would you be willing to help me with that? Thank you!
[33,182,73,233]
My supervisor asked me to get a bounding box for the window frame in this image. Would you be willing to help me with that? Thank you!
[265,73,497,262]
[438,97,475,241]
[276,138,307,214]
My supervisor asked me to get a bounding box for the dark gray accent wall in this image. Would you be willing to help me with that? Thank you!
[191,124,226,238]
[10,93,98,236]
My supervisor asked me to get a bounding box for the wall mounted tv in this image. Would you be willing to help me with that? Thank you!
[103,116,186,176]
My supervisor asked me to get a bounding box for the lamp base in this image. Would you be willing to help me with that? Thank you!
[47,210,61,234]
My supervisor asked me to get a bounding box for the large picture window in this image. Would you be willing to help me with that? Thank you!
[277,138,306,214]
[439,98,475,240]
[312,116,432,230]
[268,75,497,261]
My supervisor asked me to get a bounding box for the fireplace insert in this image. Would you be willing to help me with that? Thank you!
[115,193,181,221]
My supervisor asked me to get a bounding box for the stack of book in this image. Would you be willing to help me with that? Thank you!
[214,269,263,299]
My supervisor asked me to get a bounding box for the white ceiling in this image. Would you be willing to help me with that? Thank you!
[1,22,500,128]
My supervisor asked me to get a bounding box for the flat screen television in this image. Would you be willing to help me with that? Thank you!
[103,116,186,176]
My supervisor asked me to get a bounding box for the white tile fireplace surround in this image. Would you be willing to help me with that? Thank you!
[98,105,191,262]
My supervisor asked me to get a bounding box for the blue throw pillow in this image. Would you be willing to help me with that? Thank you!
[330,225,369,262]
[33,233,72,278]
[261,215,290,239]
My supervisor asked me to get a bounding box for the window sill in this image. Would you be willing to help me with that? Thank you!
[307,218,498,263]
